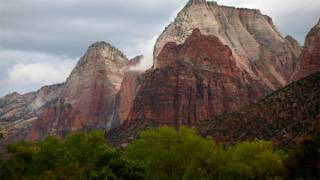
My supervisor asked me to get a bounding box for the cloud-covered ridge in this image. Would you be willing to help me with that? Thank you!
[0,50,77,96]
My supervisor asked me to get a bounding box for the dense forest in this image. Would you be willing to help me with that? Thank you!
[0,127,319,180]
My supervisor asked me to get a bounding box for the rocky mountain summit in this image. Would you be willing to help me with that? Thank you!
[1,42,135,145]
[291,19,320,81]
[25,42,130,140]
[0,84,63,126]
[154,0,301,89]
[126,29,270,126]
[0,84,63,142]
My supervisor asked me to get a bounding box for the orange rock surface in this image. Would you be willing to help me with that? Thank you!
[126,29,270,126]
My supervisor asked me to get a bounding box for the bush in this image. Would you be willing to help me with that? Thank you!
[284,135,320,179]
[0,131,144,180]
[218,141,285,179]
[127,126,285,180]
[2,127,316,180]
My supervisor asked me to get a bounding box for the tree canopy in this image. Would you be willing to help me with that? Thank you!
[127,126,285,180]
[0,131,144,179]
[0,126,318,180]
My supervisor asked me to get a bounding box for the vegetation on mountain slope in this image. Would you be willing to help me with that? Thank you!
[197,72,320,147]
[107,72,320,148]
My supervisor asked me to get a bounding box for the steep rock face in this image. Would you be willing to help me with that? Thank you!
[26,42,129,140]
[1,41,152,146]
[0,84,63,127]
[0,83,63,145]
[197,72,320,147]
[291,19,320,81]
[0,92,37,128]
[126,29,270,126]
[0,42,131,144]
[154,0,301,89]
[113,56,144,126]
[285,35,302,58]
[108,72,320,147]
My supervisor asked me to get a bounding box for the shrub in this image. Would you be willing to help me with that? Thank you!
[127,126,285,180]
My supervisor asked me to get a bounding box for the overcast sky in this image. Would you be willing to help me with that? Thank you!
[0,0,319,96]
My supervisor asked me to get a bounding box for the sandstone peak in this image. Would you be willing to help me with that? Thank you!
[0,39,132,144]
[291,19,320,81]
[307,19,320,34]
[127,30,269,126]
[89,41,111,48]
[187,0,207,5]
[88,41,127,57]
[66,41,129,94]
[235,7,261,14]
[285,35,297,41]
[130,55,143,62]
[129,55,143,66]
[78,41,128,66]
[285,35,301,48]
[154,0,301,89]
[1,92,20,99]
[20,40,131,141]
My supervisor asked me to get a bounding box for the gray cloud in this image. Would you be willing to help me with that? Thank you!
[0,0,319,96]
[0,0,185,57]
[0,49,76,95]
[224,0,320,43]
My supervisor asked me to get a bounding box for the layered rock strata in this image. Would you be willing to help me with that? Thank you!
[1,42,133,144]
[126,29,270,126]
[154,0,301,89]
[291,19,320,81]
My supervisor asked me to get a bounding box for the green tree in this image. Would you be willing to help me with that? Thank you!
[217,141,285,180]
[0,127,293,180]
[284,135,320,179]
[0,131,144,180]
[127,126,286,180]
[0,141,38,179]
[127,126,219,179]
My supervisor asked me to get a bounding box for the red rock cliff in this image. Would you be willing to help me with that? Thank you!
[291,19,320,81]
[126,29,270,126]
[154,0,301,90]
[113,56,144,126]
[26,42,130,140]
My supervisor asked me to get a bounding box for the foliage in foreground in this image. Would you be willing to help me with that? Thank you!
[0,131,144,180]
[284,133,320,180]
[0,127,319,180]
[127,126,285,180]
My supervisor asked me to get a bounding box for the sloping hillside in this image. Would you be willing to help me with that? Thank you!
[197,72,320,147]
[107,72,320,147]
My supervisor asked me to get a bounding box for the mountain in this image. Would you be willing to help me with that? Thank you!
[26,42,130,140]
[291,19,320,81]
[1,42,133,145]
[154,0,301,90]
[0,84,63,127]
[107,72,320,147]
[0,84,63,143]
[197,72,320,147]
[1,0,318,148]
[106,1,319,146]
[125,29,270,126]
